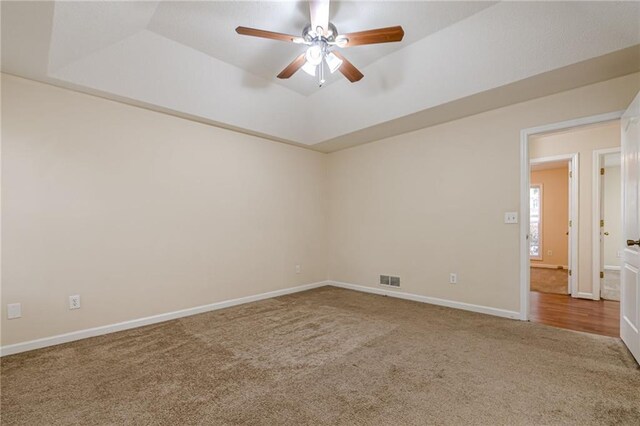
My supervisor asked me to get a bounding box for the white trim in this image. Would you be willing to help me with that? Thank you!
[604,265,621,271]
[593,147,622,301]
[1,280,523,356]
[520,110,624,320]
[0,281,329,357]
[577,292,595,300]
[328,281,521,320]
[569,155,579,299]
[530,263,568,269]
[530,154,575,165]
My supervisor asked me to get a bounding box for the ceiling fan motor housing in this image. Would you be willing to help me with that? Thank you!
[303,23,339,43]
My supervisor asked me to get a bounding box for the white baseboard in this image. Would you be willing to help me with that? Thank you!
[576,291,596,300]
[328,281,521,320]
[604,265,621,271]
[0,281,329,357]
[530,263,568,270]
[1,280,524,357]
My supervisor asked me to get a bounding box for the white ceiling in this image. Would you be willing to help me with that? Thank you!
[2,1,639,150]
[147,1,496,96]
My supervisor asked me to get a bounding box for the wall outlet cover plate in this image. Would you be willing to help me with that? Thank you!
[7,303,22,319]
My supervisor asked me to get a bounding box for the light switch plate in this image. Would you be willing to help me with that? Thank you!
[504,212,518,224]
[69,295,81,310]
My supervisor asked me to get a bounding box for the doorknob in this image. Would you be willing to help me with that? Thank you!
[627,239,640,247]
[604,232,610,236]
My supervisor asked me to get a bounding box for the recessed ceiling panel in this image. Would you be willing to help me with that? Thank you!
[147,1,496,96]
[2,1,638,150]
[48,1,160,72]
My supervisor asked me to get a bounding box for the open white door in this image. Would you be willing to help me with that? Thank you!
[599,159,605,299]
[621,91,640,364]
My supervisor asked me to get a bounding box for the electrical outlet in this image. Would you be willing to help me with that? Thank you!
[295,264,301,274]
[449,273,457,284]
[7,303,21,319]
[69,295,81,310]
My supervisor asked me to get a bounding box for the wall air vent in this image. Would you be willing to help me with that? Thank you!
[380,275,400,287]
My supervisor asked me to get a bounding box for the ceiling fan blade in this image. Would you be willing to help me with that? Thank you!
[341,26,405,47]
[235,26,302,43]
[277,53,307,79]
[332,51,363,82]
[309,0,330,35]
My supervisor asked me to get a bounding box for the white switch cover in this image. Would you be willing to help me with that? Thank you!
[69,295,81,310]
[295,265,301,274]
[7,303,21,319]
[504,212,518,224]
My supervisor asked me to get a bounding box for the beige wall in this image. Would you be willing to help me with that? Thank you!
[327,73,639,312]
[530,167,569,267]
[530,121,621,296]
[2,72,639,348]
[604,165,622,268]
[1,75,328,346]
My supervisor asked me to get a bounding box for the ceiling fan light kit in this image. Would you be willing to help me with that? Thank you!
[235,0,404,87]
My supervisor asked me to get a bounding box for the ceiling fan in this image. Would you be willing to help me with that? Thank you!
[235,0,404,87]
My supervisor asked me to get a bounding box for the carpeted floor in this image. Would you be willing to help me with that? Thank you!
[1,287,639,425]
[530,267,569,294]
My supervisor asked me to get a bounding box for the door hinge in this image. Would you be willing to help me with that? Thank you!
[600,168,605,175]
[600,219,604,227]
[600,271,604,279]
[569,171,573,178]
[569,220,572,227]
[569,270,572,276]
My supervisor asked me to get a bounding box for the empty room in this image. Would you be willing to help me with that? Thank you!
[1,1,639,425]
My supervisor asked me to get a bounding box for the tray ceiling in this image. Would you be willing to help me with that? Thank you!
[2,1,639,151]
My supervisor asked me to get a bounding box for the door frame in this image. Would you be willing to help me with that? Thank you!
[530,154,578,297]
[592,147,622,301]
[519,111,624,321]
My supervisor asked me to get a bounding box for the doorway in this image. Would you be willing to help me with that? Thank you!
[529,157,575,296]
[520,115,623,337]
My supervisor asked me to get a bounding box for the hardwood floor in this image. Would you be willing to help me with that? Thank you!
[529,291,620,337]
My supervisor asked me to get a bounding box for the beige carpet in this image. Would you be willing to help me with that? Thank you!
[530,267,569,294]
[2,287,639,425]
